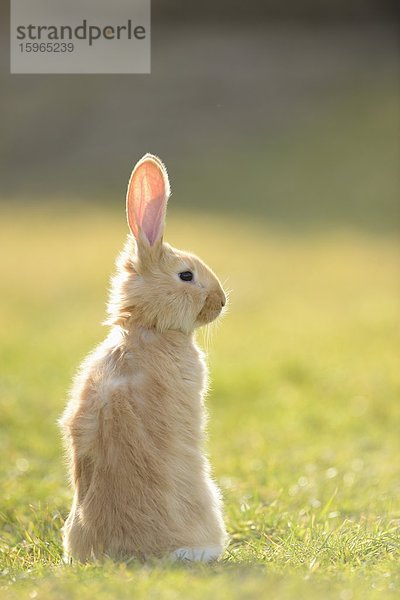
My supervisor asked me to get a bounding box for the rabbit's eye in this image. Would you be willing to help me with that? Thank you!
[179,270,194,282]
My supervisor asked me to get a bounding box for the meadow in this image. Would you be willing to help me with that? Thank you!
[1,80,399,599]
[1,204,399,599]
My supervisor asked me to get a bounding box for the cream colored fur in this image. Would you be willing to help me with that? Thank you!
[59,154,227,562]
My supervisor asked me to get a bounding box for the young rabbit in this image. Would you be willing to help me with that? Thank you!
[60,154,227,563]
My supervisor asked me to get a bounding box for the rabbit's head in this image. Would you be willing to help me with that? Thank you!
[107,154,226,334]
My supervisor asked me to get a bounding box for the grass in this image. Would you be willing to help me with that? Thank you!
[0,202,399,599]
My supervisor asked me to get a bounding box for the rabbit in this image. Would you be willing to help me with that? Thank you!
[59,154,228,563]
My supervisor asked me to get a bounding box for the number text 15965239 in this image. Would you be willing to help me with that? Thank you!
[19,42,74,53]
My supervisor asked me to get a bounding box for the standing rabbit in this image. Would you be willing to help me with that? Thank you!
[60,154,227,562]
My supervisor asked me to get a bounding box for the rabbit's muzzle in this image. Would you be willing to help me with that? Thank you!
[197,289,226,324]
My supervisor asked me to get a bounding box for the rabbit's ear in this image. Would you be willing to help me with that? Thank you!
[126,154,170,246]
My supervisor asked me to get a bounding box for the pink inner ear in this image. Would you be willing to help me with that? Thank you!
[127,158,169,245]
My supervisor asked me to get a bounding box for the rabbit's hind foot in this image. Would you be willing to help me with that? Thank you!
[171,546,223,563]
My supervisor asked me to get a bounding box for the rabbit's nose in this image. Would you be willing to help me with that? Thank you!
[220,292,226,308]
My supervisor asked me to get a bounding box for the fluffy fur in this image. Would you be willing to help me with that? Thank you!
[59,154,227,562]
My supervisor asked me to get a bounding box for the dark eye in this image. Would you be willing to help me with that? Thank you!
[179,270,194,282]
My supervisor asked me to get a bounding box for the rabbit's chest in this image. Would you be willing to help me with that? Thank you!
[121,332,207,415]
[149,340,206,400]
[137,331,205,388]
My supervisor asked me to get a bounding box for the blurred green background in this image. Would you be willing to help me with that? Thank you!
[1,2,399,232]
[1,2,399,599]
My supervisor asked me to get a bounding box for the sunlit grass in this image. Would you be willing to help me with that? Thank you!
[0,205,399,599]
